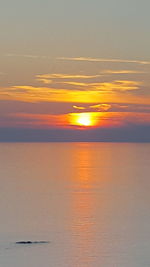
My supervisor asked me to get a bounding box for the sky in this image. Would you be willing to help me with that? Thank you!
[0,0,150,141]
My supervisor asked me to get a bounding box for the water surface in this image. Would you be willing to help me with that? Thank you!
[0,143,150,266]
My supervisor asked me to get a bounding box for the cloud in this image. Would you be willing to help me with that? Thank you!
[73,105,86,110]
[0,124,150,142]
[102,70,145,74]
[35,70,142,93]
[0,63,148,107]
[99,80,140,92]
[0,77,147,105]
[58,57,150,65]
[9,112,68,127]
[5,53,47,59]
[36,79,53,84]
[36,73,101,79]
[60,81,89,87]
[1,85,107,103]
[36,73,101,84]
[1,100,150,118]
[60,80,141,92]
[1,111,150,130]
[7,54,150,66]
[51,80,141,92]
[90,104,111,111]
[73,103,150,113]
[73,103,111,112]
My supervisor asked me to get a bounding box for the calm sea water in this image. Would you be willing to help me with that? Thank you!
[0,142,150,267]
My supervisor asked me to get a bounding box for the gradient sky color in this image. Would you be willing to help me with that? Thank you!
[0,0,150,141]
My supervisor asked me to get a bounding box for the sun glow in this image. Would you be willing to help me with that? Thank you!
[77,113,92,126]
[69,112,98,127]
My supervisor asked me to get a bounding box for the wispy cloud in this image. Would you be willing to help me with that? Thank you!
[5,53,48,59]
[90,104,111,111]
[73,105,86,110]
[36,68,148,87]
[36,72,141,92]
[36,73,101,79]
[36,79,53,84]
[73,103,150,113]
[60,81,89,87]
[58,57,150,65]
[0,75,145,107]
[1,83,148,104]
[73,104,111,112]
[102,70,145,74]
[60,80,140,92]
[99,80,140,92]
[8,54,150,66]
[36,73,101,84]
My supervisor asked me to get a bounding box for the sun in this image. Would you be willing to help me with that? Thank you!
[77,113,92,126]
[69,112,98,127]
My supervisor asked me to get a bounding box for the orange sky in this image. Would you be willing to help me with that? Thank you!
[0,0,150,140]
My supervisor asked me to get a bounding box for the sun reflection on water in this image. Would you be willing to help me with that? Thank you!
[71,143,96,266]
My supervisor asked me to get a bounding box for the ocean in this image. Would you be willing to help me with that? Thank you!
[0,142,150,267]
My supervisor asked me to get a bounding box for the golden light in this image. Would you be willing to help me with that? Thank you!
[69,112,99,127]
[77,113,92,126]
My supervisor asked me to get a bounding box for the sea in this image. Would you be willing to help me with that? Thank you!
[0,142,150,267]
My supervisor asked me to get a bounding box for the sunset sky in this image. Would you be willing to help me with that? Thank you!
[0,0,150,141]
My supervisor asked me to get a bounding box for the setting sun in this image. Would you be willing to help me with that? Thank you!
[69,112,99,127]
[77,113,92,126]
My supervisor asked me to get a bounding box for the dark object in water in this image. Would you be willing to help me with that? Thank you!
[16,241,49,244]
